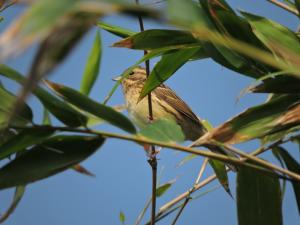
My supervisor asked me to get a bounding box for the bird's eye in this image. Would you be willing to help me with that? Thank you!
[129,71,134,75]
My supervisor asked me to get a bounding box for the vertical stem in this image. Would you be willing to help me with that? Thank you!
[135,1,157,225]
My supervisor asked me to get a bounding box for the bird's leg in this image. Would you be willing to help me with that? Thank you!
[143,144,161,158]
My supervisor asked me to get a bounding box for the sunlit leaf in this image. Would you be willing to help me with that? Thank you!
[139,47,205,100]
[242,11,300,65]
[113,29,200,50]
[209,159,231,196]
[177,154,197,167]
[156,179,176,197]
[198,95,300,144]
[0,135,105,190]
[139,118,185,143]
[119,211,125,224]
[237,167,282,225]
[80,30,102,95]
[97,22,136,38]
[45,80,136,133]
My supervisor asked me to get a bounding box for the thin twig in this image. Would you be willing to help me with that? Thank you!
[157,137,294,216]
[266,0,299,16]
[170,158,209,225]
[12,125,300,181]
[134,1,157,224]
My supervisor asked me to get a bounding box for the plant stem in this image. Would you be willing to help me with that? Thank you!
[13,125,300,181]
[170,158,209,225]
[157,137,295,216]
[135,1,157,224]
[267,0,299,15]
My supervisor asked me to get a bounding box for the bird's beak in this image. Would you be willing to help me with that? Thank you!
[112,75,122,82]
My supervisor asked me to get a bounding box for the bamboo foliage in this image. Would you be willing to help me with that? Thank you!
[0,0,299,224]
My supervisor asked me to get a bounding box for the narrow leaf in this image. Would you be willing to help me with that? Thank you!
[80,30,102,95]
[113,29,200,50]
[97,22,136,38]
[119,211,125,224]
[0,135,105,189]
[0,186,25,223]
[198,95,300,144]
[0,84,32,129]
[156,179,176,197]
[0,64,88,127]
[45,80,136,134]
[139,47,204,100]
[237,167,282,225]
[139,118,184,143]
[276,147,300,213]
[0,127,54,160]
[209,159,231,196]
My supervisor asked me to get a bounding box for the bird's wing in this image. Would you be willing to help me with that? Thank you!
[154,84,200,124]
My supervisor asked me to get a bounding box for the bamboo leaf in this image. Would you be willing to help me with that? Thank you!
[209,159,231,196]
[0,186,25,223]
[241,11,300,64]
[0,64,88,127]
[250,76,300,94]
[80,30,102,95]
[0,135,105,190]
[237,167,283,225]
[198,95,300,144]
[0,84,32,129]
[156,179,176,197]
[44,80,136,134]
[275,147,300,214]
[97,22,136,38]
[0,128,54,160]
[113,29,200,50]
[139,118,184,143]
[139,47,205,100]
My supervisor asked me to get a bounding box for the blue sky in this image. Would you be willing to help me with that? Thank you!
[0,1,299,225]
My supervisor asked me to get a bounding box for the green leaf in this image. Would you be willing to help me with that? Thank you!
[201,94,300,144]
[0,186,25,223]
[97,22,136,38]
[199,1,270,78]
[0,128,54,160]
[0,0,80,59]
[119,211,125,224]
[167,0,203,27]
[176,154,197,167]
[139,47,205,100]
[80,30,102,95]
[241,11,300,61]
[42,108,51,125]
[0,135,105,189]
[139,118,185,143]
[250,76,300,94]
[113,29,200,50]
[0,64,88,127]
[45,80,136,134]
[237,167,282,225]
[0,84,33,129]
[208,159,231,196]
[275,147,300,214]
[156,179,176,197]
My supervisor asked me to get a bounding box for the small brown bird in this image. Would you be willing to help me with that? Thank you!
[115,67,237,166]
[117,66,207,141]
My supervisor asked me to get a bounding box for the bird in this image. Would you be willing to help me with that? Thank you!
[115,66,237,165]
[116,66,207,141]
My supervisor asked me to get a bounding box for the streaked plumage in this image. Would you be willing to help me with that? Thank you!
[120,67,206,141]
